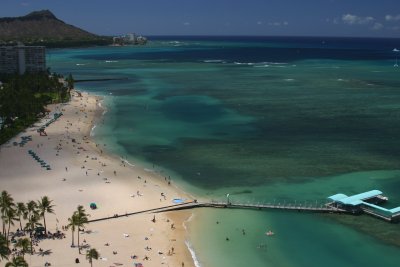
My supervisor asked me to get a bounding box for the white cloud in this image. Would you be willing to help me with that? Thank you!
[372,22,383,30]
[183,22,190,26]
[342,14,374,25]
[385,14,400,21]
[257,21,263,25]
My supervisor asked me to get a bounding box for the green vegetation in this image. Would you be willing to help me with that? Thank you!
[17,37,113,48]
[0,190,56,263]
[66,205,90,253]
[86,248,100,267]
[5,256,28,267]
[37,196,55,234]
[0,71,73,145]
[0,233,10,260]
[74,205,89,254]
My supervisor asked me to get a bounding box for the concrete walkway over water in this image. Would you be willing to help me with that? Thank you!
[88,200,348,224]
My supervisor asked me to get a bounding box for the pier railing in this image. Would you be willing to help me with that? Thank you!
[88,200,348,224]
[199,201,347,213]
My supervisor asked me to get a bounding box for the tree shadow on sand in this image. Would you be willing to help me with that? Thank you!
[38,249,53,256]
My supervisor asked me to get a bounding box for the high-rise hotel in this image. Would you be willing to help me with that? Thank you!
[0,44,46,74]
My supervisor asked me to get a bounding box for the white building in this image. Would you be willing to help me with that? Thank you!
[0,44,46,75]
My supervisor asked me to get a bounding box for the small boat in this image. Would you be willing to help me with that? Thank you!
[265,230,274,236]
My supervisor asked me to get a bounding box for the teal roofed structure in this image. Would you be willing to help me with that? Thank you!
[328,190,382,206]
[327,193,348,202]
[327,190,400,222]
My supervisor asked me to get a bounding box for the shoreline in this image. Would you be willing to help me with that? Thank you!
[0,91,197,267]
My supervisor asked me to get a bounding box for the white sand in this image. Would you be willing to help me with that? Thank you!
[0,92,195,267]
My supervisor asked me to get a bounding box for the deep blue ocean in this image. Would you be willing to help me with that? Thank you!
[48,36,400,267]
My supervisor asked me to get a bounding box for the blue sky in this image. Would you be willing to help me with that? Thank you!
[1,0,400,37]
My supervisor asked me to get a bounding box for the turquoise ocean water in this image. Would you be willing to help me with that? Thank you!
[48,36,400,267]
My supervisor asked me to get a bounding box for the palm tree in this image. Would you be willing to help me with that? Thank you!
[5,256,28,267]
[74,205,89,254]
[24,213,41,255]
[15,203,26,233]
[15,238,30,259]
[25,201,38,219]
[4,208,17,244]
[66,213,78,247]
[0,191,15,237]
[37,196,55,234]
[86,248,99,267]
[0,233,10,261]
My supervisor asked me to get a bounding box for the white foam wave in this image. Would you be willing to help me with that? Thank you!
[76,63,86,66]
[266,62,288,65]
[203,59,225,63]
[234,62,254,65]
[183,212,195,231]
[235,61,288,66]
[97,101,107,116]
[185,240,202,267]
[105,60,118,63]
[284,78,295,81]
[90,125,96,136]
[119,157,135,167]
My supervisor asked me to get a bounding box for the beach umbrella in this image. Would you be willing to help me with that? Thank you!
[90,203,97,209]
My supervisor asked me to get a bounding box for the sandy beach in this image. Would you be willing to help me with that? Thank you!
[0,92,195,267]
